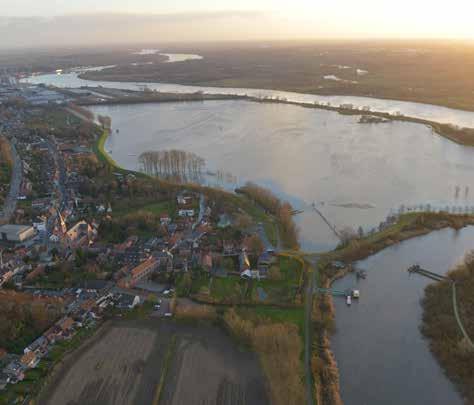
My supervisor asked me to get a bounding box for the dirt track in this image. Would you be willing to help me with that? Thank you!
[37,320,269,405]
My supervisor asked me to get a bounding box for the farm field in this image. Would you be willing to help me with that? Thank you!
[160,325,269,405]
[37,320,269,405]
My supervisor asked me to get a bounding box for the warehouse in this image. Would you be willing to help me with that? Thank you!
[0,224,36,243]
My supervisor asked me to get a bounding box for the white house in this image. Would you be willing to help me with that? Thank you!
[178,209,195,218]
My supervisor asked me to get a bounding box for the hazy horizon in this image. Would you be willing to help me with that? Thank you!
[2,0,474,49]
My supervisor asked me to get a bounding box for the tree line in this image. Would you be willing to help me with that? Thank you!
[139,149,205,179]
[237,182,299,249]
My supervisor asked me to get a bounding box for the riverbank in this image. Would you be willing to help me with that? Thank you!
[320,212,474,268]
[308,212,474,405]
[78,91,247,106]
[421,254,474,404]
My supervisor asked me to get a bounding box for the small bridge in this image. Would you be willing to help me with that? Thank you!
[311,204,341,240]
[407,265,450,282]
[291,209,305,216]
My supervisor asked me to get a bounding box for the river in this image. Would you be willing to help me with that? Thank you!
[332,227,474,405]
[22,68,474,129]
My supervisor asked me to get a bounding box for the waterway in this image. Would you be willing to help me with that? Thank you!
[22,68,474,129]
[332,227,474,405]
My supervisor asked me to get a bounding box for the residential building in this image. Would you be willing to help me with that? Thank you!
[118,257,158,288]
[20,352,39,369]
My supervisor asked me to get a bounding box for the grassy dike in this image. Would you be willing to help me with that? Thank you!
[93,128,148,178]
[307,211,474,405]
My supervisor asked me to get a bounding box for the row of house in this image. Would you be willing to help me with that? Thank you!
[0,285,117,391]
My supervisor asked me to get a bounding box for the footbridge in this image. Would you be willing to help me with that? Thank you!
[407,265,449,282]
[310,204,341,240]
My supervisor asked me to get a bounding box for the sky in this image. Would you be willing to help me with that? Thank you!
[1,0,474,48]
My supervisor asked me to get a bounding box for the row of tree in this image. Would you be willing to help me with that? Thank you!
[139,149,205,178]
[237,182,299,249]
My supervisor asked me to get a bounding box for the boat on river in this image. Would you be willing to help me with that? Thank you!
[356,269,367,279]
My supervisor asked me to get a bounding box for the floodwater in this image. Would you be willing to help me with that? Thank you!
[23,69,474,128]
[88,100,474,252]
[332,227,474,405]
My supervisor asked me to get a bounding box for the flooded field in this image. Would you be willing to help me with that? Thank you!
[89,100,474,252]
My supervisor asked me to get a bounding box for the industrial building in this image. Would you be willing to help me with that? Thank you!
[0,225,36,243]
